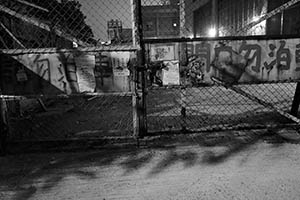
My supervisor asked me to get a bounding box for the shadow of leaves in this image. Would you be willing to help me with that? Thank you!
[148,150,198,176]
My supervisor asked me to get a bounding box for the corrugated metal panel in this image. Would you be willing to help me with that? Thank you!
[218,0,267,36]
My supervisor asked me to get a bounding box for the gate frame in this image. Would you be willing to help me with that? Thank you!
[141,35,300,134]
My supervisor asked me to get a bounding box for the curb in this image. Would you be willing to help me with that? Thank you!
[5,137,138,154]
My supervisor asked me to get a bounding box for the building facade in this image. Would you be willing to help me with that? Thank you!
[142,0,180,38]
[142,0,300,39]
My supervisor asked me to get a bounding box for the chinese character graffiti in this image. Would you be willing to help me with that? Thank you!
[239,41,261,73]
[264,41,291,72]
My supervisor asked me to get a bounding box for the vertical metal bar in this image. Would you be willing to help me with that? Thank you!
[179,2,187,132]
[156,13,159,37]
[131,55,140,139]
[291,82,300,117]
[0,22,25,48]
[180,42,187,132]
[0,53,6,155]
[136,0,147,137]
[131,0,139,139]
[180,86,187,132]
[131,0,137,47]
[280,10,284,35]
[179,0,186,37]
[0,90,8,156]
[212,0,219,36]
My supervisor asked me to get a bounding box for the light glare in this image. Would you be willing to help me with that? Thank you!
[207,28,217,37]
[252,16,260,22]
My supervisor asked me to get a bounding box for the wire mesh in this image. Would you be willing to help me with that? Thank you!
[2,0,300,142]
[5,95,134,141]
[0,0,139,141]
[0,44,137,141]
[0,0,135,54]
[147,83,297,134]
[142,0,300,135]
[144,38,300,134]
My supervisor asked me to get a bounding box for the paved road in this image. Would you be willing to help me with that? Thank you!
[1,141,300,200]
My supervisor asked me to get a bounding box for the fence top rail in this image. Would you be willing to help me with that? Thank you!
[143,34,300,44]
[0,45,138,55]
[146,79,300,90]
[0,92,137,100]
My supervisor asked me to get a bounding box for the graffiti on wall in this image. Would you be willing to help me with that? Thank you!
[12,53,71,94]
[149,38,300,86]
[0,51,133,95]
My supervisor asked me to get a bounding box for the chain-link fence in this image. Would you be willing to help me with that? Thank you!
[2,0,300,147]
[141,0,300,136]
[0,0,140,146]
[6,95,133,141]
[147,83,297,134]
[0,50,138,142]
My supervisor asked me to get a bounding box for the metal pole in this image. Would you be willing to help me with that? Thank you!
[179,0,186,37]
[131,0,139,139]
[212,0,219,36]
[136,0,147,137]
[179,1,187,132]
[0,90,8,156]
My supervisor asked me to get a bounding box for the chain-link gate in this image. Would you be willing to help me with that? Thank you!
[141,0,300,136]
[0,0,144,154]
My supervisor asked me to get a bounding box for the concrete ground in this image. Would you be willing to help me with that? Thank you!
[1,132,300,200]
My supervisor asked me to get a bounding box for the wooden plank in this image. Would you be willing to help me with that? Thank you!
[0,22,25,48]
[15,0,49,12]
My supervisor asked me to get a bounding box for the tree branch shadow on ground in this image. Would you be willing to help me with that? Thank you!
[0,129,289,200]
[201,132,260,164]
[2,149,134,200]
[147,150,198,176]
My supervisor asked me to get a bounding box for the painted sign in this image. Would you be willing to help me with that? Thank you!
[0,51,133,95]
[111,52,131,77]
[162,60,180,85]
[74,54,96,92]
[149,38,300,85]
[150,44,175,61]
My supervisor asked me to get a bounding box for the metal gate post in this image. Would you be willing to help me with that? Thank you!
[180,43,188,132]
[134,0,147,138]
[0,92,8,156]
